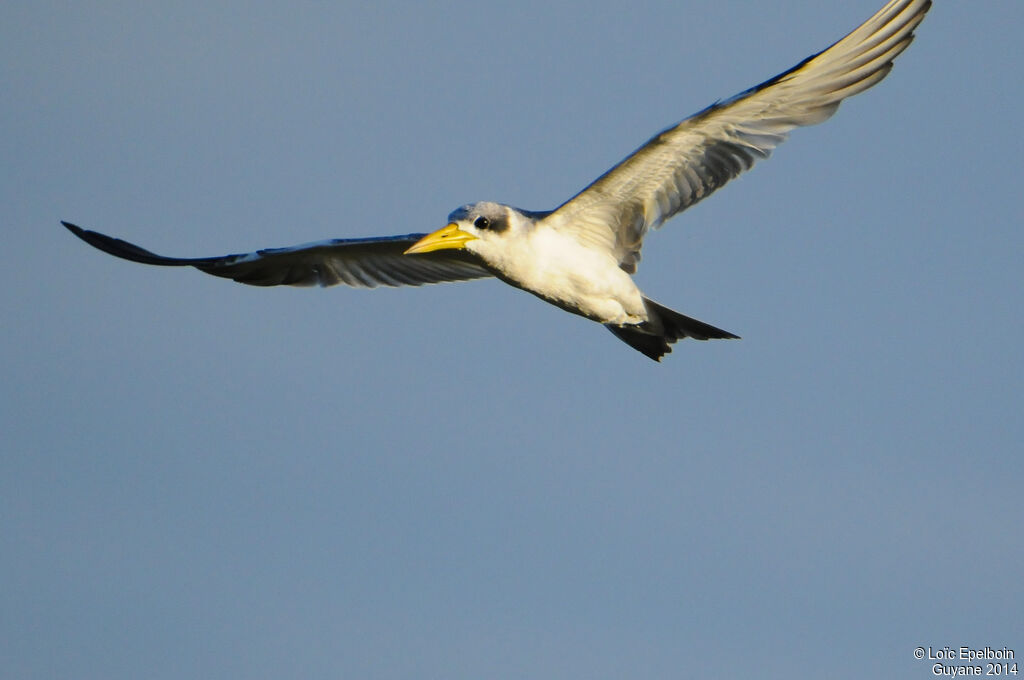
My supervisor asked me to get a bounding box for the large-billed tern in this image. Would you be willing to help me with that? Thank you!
[64,0,930,361]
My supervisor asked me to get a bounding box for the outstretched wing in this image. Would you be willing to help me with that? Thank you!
[62,221,492,288]
[544,0,930,273]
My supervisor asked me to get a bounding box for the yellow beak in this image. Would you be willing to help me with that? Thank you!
[404,223,478,255]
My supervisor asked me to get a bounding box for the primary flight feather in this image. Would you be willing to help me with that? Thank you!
[64,0,930,361]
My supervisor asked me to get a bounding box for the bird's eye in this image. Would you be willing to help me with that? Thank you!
[473,216,490,230]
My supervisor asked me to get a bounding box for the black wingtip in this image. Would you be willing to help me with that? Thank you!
[61,220,197,266]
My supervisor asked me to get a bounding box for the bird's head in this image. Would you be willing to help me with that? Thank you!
[404,201,538,261]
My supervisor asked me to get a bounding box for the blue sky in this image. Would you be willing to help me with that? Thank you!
[3,2,1021,679]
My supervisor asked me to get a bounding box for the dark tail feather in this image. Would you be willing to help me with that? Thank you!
[605,324,673,361]
[605,297,739,361]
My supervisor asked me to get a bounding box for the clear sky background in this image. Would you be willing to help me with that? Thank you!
[3,2,1021,679]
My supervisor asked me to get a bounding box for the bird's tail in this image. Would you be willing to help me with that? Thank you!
[605,297,739,361]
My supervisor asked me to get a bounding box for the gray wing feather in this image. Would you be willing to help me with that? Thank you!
[62,222,492,288]
[545,0,930,273]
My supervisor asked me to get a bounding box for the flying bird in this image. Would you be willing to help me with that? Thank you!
[63,0,930,361]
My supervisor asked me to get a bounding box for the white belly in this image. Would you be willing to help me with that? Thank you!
[491,228,647,325]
